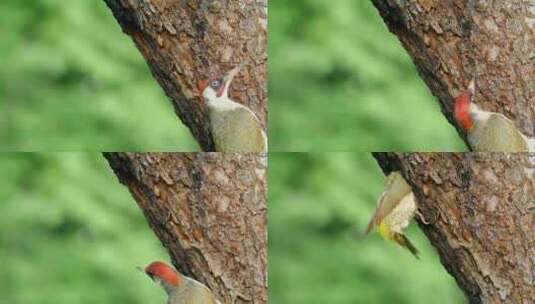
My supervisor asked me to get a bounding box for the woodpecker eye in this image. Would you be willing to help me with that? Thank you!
[210,79,222,89]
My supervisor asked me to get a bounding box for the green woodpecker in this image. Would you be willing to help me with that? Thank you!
[364,171,419,258]
[140,261,221,304]
[198,65,267,153]
[454,81,534,152]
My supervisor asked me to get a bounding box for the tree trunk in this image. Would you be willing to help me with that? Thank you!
[371,0,535,146]
[103,0,268,151]
[373,152,535,304]
[103,152,267,304]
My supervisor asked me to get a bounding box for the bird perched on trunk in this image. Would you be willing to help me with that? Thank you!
[454,80,534,152]
[139,261,221,304]
[364,171,420,258]
[198,65,267,152]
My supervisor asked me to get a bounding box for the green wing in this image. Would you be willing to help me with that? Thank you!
[364,171,412,234]
[212,107,266,152]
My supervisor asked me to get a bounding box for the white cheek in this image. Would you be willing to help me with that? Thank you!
[203,88,217,101]
[469,103,480,114]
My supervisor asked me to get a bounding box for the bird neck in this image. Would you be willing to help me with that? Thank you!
[155,272,183,295]
[206,96,242,112]
[160,279,182,295]
[470,103,492,126]
[457,102,493,131]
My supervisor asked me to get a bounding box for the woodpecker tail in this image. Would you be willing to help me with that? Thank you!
[363,217,375,236]
[393,232,419,259]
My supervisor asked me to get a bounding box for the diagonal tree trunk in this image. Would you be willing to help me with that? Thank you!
[103,0,268,151]
[372,1,535,147]
[373,152,535,303]
[104,152,268,304]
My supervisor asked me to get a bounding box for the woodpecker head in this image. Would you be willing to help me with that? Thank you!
[140,261,182,293]
[454,80,475,131]
[198,65,241,105]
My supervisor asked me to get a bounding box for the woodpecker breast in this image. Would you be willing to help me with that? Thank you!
[208,101,267,152]
[169,276,220,304]
[381,192,416,234]
[365,171,412,235]
[469,113,528,152]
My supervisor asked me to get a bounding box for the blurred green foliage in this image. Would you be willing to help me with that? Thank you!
[0,0,198,151]
[269,153,466,303]
[0,153,169,303]
[269,0,465,151]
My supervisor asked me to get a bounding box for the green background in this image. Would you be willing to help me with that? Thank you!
[0,153,168,303]
[269,153,466,303]
[1,0,469,303]
[0,0,198,151]
[269,0,465,151]
[0,0,466,152]
[0,152,467,304]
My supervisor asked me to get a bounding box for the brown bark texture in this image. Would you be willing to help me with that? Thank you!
[373,152,535,304]
[104,0,268,151]
[372,0,535,145]
[104,152,267,304]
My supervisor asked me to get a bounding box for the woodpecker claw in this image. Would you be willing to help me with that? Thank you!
[416,210,429,225]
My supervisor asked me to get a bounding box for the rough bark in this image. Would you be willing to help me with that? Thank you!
[373,152,535,304]
[104,153,267,304]
[103,0,268,151]
[372,0,535,146]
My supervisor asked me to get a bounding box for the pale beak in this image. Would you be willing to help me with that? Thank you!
[223,63,244,85]
[468,79,475,95]
[136,266,146,276]
[137,267,156,282]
